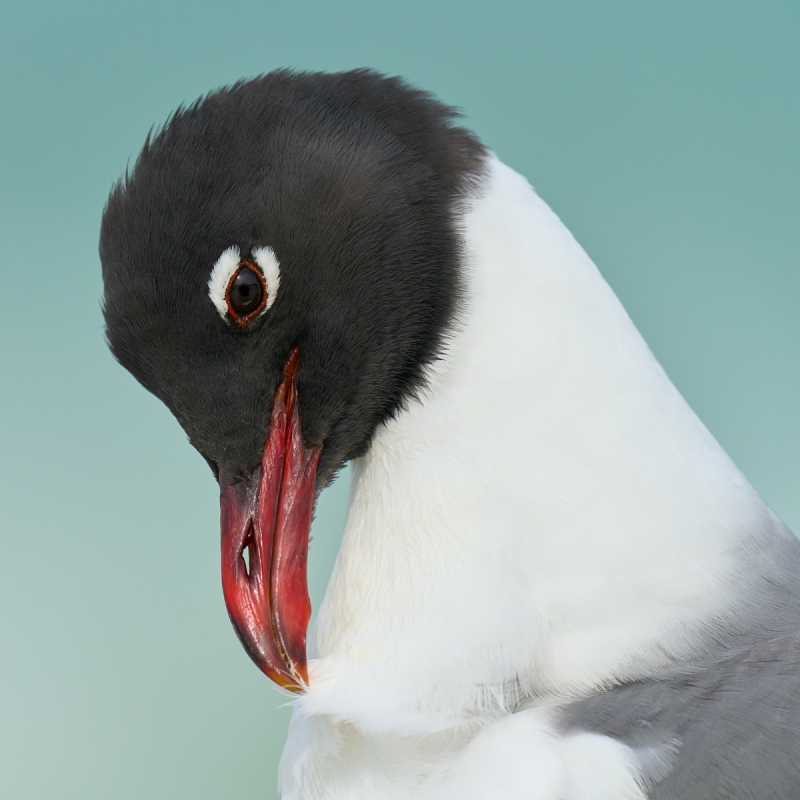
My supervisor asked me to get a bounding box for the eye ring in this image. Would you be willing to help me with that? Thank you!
[225,260,267,326]
[208,245,280,325]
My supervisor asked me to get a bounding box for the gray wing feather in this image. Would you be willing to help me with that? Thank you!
[559,633,800,799]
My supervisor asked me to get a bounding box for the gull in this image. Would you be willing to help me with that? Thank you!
[100,69,800,799]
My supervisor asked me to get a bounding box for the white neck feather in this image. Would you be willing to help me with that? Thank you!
[299,155,778,735]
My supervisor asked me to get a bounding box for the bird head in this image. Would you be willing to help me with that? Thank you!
[100,69,485,692]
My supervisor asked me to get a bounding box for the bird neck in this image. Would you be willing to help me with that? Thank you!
[303,155,790,735]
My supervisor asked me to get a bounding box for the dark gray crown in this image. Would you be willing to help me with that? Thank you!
[100,69,486,488]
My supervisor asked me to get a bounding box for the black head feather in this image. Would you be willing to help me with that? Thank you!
[100,69,486,489]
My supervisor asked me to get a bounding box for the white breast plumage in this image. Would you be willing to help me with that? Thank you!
[278,156,794,799]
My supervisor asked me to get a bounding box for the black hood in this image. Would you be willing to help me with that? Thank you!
[100,68,486,489]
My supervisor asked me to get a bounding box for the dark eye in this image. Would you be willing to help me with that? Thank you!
[226,263,265,321]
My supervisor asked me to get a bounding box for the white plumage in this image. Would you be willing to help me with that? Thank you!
[276,156,788,799]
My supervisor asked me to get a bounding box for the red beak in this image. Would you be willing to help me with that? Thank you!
[219,348,321,693]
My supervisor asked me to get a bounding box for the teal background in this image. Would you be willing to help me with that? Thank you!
[1,2,798,798]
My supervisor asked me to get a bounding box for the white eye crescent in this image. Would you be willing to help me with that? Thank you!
[207,245,281,324]
[252,246,281,309]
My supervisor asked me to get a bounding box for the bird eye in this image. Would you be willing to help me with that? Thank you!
[226,261,266,323]
[208,245,280,326]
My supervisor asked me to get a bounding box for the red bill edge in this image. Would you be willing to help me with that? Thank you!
[219,348,321,693]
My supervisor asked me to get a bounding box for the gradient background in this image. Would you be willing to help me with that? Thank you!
[1,2,799,798]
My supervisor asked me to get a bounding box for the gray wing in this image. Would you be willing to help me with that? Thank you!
[559,632,800,799]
